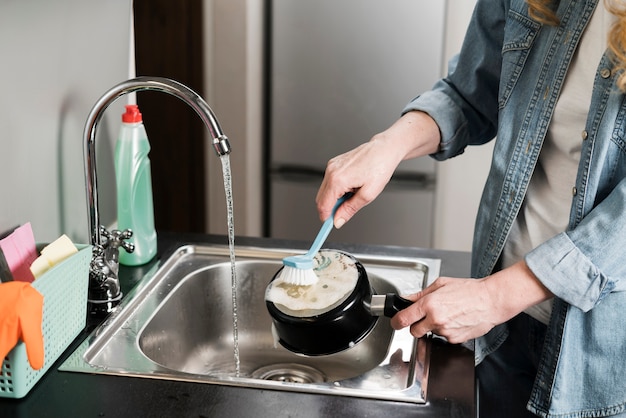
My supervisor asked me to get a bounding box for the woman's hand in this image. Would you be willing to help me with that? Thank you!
[316,111,441,227]
[391,277,498,343]
[390,261,554,343]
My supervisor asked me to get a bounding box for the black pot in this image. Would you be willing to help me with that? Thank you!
[266,250,412,356]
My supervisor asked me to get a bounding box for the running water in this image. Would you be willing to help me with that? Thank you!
[220,154,240,376]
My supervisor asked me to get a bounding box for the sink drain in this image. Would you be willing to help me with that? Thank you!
[251,363,326,384]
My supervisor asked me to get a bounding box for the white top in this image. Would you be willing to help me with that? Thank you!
[502,4,612,324]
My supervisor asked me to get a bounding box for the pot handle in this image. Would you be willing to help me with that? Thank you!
[369,293,413,317]
[383,293,413,317]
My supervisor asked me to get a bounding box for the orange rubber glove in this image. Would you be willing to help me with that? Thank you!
[0,281,44,370]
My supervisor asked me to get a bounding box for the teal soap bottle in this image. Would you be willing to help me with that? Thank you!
[115,104,157,266]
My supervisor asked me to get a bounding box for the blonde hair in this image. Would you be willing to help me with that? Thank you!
[526,0,626,90]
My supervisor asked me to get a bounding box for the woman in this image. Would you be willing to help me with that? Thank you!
[316,0,626,416]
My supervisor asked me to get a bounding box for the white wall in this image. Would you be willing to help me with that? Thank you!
[0,1,132,243]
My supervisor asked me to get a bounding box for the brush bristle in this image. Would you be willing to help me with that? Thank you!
[279,265,319,286]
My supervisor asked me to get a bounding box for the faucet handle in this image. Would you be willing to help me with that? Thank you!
[88,226,133,315]
[100,226,135,254]
[120,238,135,255]
[89,244,110,284]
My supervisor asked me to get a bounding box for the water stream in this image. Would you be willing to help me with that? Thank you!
[220,154,240,376]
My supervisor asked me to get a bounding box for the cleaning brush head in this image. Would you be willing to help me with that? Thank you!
[277,264,319,286]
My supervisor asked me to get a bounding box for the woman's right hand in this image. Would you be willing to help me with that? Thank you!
[316,111,441,228]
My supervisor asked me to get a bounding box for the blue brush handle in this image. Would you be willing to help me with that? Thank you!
[304,193,351,258]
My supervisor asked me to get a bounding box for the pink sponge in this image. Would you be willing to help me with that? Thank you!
[0,223,37,283]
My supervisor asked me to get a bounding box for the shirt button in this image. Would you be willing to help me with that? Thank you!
[582,130,588,140]
[572,187,578,196]
[600,68,612,78]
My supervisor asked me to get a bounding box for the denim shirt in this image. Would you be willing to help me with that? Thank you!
[404,0,626,416]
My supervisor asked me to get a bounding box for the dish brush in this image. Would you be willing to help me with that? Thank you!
[279,194,351,286]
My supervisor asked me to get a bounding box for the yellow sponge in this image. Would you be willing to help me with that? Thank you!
[30,235,78,279]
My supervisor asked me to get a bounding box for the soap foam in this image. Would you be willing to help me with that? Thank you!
[266,250,359,317]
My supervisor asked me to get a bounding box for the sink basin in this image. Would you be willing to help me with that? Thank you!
[61,244,440,403]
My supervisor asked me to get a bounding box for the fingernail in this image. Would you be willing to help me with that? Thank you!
[335,218,346,229]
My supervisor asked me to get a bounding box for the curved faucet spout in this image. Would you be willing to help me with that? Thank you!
[83,76,231,314]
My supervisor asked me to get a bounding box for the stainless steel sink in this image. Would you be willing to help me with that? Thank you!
[61,244,440,403]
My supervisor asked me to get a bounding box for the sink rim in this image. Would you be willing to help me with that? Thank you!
[60,243,441,404]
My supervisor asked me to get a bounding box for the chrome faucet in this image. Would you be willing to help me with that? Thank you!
[84,76,231,315]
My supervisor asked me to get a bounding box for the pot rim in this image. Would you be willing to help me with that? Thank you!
[266,249,378,356]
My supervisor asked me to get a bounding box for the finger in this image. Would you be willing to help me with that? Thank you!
[390,300,427,330]
[331,191,367,228]
[417,276,450,299]
[315,180,353,222]
[409,318,433,339]
[315,180,365,227]
[399,292,420,302]
[18,286,44,370]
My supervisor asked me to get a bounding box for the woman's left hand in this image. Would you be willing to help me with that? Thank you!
[390,260,554,343]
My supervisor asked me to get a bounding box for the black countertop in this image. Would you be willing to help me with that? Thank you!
[1,233,475,418]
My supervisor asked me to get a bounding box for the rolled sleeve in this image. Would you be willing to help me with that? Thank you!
[402,86,470,161]
[525,232,623,312]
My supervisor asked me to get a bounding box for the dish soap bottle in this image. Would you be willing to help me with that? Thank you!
[115,104,157,265]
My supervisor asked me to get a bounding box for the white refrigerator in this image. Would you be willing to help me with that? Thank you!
[268,0,447,248]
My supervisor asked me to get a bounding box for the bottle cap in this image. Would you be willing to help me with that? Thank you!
[122,104,143,123]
